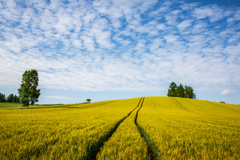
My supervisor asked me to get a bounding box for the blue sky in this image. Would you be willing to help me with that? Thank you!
[0,0,240,104]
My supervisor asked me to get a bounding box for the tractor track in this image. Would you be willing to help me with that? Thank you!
[171,97,187,110]
[82,98,144,160]
[135,97,160,160]
[82,97,159,160]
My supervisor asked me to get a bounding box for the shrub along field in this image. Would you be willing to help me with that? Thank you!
[0,97,240,159]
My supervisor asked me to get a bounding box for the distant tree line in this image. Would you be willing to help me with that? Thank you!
[0,93,20,103]
[167,82,196,99]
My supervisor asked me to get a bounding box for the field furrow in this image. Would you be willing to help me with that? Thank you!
[96,97,150,160]
[135,98,160,160]
[85,98,143,160]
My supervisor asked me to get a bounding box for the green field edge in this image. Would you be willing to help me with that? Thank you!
[0,102,79,110]
[81,98,143,160]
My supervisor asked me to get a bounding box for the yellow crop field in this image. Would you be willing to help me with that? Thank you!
[96,98,149,160]
[138,97,240,159]
[0,98,140,159]
[1,96,240,159]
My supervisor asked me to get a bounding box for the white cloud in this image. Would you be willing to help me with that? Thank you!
[220,90,232,96]
[81,36,95,51]
[164,35,178,43]
[177,20,193,30]
[156,24,167,30]
[180,2,199,10]
[46,96,73,100]
[192,4,229,22]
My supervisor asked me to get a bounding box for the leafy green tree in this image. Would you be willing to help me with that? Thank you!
[0,93,6,102]
[176,83,185,98]
[86,98,91,103]
[167,82,196,99]
[167,82,177,97]
[15,95,20,103]
[18,69,41,109]
[185,86,196,99]
[7,94,14,102]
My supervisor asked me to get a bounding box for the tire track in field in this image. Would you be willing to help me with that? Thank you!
[135,97,160,160]
[83,98,144,160]
[170,97,187,110]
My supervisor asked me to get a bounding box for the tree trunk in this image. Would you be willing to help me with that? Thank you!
[26,105,28,109]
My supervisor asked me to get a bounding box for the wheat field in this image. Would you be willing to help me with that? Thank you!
[0,97,240,159]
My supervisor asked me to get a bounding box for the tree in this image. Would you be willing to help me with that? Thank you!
[7,94,14,102]
[86,99,91,103]
[176,83,185,98]
[167,82,177,97]
[167,82,196,99]
[0,93,6,102]
[18,69,41,109]
[184,86,196,99]
[13,95,20,103]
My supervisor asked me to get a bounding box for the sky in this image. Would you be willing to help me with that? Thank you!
[0,0,240,104]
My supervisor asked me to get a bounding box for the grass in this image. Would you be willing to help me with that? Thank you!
[0,102,22,109]
[0,96,240,159]
[0,102,78,110]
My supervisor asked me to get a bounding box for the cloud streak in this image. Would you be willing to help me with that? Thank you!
[221,90,232,96]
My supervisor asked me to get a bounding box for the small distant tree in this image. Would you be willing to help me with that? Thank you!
[18,69,41,109]
[86,99,91,103]
[0,93,6,102]
[167,82,177,97]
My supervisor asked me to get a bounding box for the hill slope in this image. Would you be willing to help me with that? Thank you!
[138,97,240,159]
[0,97,239,159]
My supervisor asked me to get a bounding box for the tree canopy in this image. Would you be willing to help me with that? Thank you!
[18,69,41,108]
[86,99,91,103]
[167,82,196,99]
[185,86,196,99]
[0,93,6,102]
[176,83,186,98]
[167,82,177,97]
